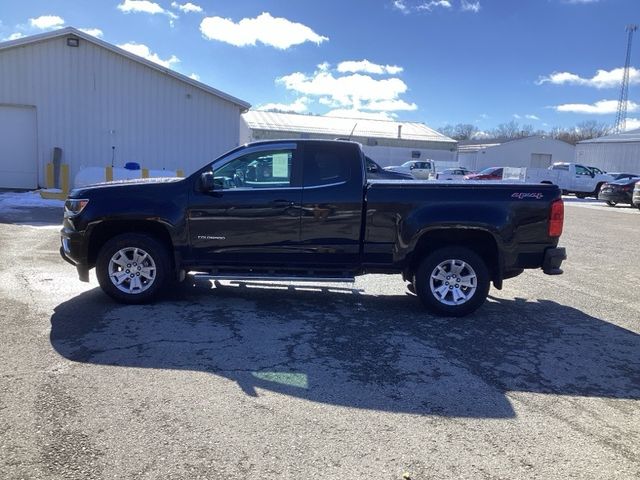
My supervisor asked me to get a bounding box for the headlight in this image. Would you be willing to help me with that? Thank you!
[64,199,89,216]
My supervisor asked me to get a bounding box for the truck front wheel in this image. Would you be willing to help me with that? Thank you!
[413,247,490,317]
[96,233,171,304]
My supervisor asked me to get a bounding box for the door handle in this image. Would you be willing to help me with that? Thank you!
[271,200,295,207]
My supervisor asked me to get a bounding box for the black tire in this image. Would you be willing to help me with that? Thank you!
[606,201,617,207]
[575,193,587,199]
[594,183,604,198]
[413,246,490,317]
[96,233,171,304]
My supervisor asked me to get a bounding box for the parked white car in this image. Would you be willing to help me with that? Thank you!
[436,167,474,181]
[384,160,436,179]
[503,162,615,198]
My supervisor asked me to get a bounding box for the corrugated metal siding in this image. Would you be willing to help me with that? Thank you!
[458,138,575,171]
[575,143,640,173]
[0,35,242,186]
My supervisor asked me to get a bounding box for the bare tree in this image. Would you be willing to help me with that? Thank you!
[438,124,456,138]
[548,121,611,144]
[438,123,479,140]
[455,123,479,140]
[492,121,521,140]
[575,120,611,140]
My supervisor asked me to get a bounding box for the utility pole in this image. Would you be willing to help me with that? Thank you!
[614,24,638,134]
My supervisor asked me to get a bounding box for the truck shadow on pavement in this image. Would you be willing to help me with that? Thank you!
[50,280,640,418]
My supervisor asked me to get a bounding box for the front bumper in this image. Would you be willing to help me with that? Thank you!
[542,247,566,275]
[60,226,90,282]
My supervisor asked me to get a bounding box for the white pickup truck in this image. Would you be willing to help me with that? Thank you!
[384,160,437,180]
[503,162,615,198]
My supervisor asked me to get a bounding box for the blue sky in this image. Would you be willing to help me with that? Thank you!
[1,0,639,132]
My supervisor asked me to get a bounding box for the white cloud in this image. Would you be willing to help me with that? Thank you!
[278,70,411,110]
[515,113,540,120]
[418,1,452,11]
[117,0,178,19]
[394,0,456,13]
[3,32,25,41]
[625,118,640,131]
[117,42,180,68]
[78,28,104,38]
[553,99,639,114]
[337,60,403,75]
[537,67,640,89]
[363,99,417,111]
[258,97,311,114]
[171,2,203,13]
[393,0,410,13]
[461,0,481,12]
[472,130,491,139]
[200,12,328,49]
[189,73,200,80]
[269,62,417,118]
[29,15,65,30]
[325,109,396,121]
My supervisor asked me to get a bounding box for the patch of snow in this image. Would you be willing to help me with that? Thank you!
[0,191,65,213]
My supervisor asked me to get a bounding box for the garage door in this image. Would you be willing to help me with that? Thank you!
[0,105,38,189]
[531,153,552,168]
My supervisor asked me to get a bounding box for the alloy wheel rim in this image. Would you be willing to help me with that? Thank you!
[429,259,477,306]
[108,247,156,294]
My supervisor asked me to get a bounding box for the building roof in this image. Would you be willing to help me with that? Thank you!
[458,135,572,153]
[457,142,502,153]
[578,128,640,144]
[242,111,456,144]
[0,27,251,111]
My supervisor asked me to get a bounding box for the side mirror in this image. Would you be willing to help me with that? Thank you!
[367,164,378,173]
[409,165,415,170]
[199,171,215,192]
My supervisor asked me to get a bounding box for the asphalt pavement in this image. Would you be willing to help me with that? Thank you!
[0,200,639,479]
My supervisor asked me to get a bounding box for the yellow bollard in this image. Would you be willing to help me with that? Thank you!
[141,168,149,178]
[46,163,54,189]
[40,163,70,200]
[60,164,69,194]
[176,169,184,177]
[106,166,113,182]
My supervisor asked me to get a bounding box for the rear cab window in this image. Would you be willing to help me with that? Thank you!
[302,142,355,187]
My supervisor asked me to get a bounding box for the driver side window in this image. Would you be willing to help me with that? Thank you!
[213,149,294,189]
[575,165,591,176]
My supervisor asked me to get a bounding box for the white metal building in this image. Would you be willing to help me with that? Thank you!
[240,111,458,169]
[458,136,575,172]
[0,27,250,189]
[576,128,640,173]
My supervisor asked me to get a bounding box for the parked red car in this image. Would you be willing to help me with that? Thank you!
[464,167,504,180]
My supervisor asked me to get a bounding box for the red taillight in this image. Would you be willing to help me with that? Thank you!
[549,199,564,237]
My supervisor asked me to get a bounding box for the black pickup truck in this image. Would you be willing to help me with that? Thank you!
[61,139,566,316]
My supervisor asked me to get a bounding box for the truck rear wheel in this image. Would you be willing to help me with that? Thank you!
[96,233,171,304]
[413,247,490,317]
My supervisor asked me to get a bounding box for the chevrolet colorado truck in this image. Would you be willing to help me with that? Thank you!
[60,139,566,316]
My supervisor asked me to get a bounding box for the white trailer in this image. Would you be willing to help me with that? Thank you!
[503,162,615,197]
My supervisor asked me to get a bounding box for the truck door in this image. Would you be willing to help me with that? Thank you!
[299,142,365,267]
[187,142,304,266]
[573,164,595,193]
